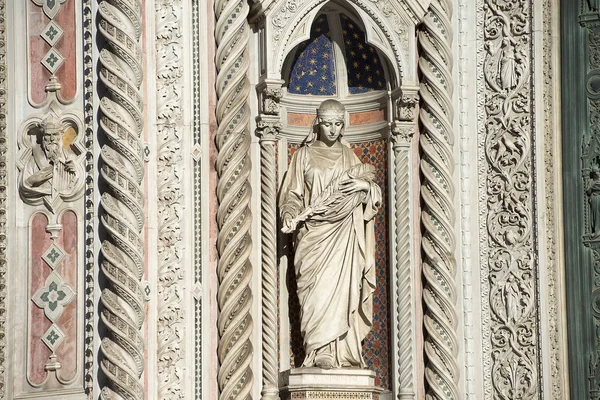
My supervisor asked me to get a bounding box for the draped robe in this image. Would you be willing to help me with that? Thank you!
[280,142,382,368]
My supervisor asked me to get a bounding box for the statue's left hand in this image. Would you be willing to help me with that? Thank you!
[64,159,76,173]
[339,178,369,194]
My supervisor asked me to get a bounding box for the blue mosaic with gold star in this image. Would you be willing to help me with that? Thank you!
[341,14,386,94]
[288,16,337,96]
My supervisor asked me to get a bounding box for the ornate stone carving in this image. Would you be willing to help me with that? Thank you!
[17,105,85,212]
[155,0,185,397]
[418,0,459,398]
[32,0,68,19]
[261,87,283,116]
[97,0,146,398]
[268,0,408,80]
[215,0,254,398]
[396,93,419,122]
[478,0,540,398]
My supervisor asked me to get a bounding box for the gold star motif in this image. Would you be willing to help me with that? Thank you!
[310,58,317,65]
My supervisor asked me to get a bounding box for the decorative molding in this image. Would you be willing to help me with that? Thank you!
[214,0,254,399]
[191,0,203,397]
[0,0,7,395]
[83,0,95,394]
[155,0,186,397]
[97,0,146,398]
[457,0,475,396]
[418,0,459,398]
[390,124,415,399]
[542,0,566,398]
[478,0,541,398]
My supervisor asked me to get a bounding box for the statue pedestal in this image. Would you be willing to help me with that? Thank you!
[279,368,383,400]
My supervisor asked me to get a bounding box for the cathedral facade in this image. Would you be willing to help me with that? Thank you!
[0,0,585,399]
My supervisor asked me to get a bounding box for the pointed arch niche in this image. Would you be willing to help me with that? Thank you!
[249,0,434,399]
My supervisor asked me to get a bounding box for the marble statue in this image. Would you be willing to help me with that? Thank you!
[19,113,82,207]
[589,165,600,236]
[280,99,382,369]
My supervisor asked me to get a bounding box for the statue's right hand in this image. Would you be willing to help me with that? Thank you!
[281,213,295,234]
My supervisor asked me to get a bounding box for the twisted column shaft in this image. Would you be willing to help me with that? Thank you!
[392,130,415,400]
[258,125,279,400]
[215,0,253,399]
[418,0,459,399]
[97,0,146,398]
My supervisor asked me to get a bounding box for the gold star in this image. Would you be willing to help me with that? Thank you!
[311,48,317,54]
[378,81,383,87]
[321,75,327,81]
[323,52,329,59]
[345,40,351,46]
[353,61,359,68]
[310,58,317,65]
[309,69,316,76]
[356,72,361,79]
[295,86,301,91]
[353,33,359,39]
[316,27,322,32]
[320,86,326,93]
[365,65,371,71]
[307,81,314,87]
[362,53,368,60]
[373,57,378,64]
[322,64,328,70]
[349,23,354,28]
[350,50,356,56]
[367,76,373,83]
[358,43,364,50]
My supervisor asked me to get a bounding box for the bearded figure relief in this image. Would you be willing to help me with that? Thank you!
[18,111,84,211]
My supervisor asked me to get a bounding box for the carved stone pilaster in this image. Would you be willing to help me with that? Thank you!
[478,0,540,398]
[215,0,254,399]
[418,0,459,398]
[155,0,185,398]
[257,118,280,400]
[395,90,419,122]
[97,0,146,398]
[390,123,416,400]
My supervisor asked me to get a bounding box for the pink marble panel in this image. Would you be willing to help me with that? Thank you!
[349,109,385,125]
[29,213,51,385]
[288,113,317,126]
[55,210,77,381]
[28,0,77,104]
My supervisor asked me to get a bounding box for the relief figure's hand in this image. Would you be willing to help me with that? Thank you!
[281,212,296,234]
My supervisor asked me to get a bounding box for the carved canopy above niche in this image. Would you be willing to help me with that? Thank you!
[250,0,431,84]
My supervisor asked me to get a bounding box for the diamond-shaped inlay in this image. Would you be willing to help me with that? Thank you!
[41,324,65,352]
[41,20,64,46]
[191,144,202,161]
[41,48,65,74]
[42,242,65,270]
[192,282,202,300]
[32,272,75,322]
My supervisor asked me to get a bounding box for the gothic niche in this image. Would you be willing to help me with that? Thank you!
[17,105,84,213]
[277,5,394,391]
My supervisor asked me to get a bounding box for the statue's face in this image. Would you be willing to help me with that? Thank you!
[42,129,61,161]
[318,117,344,145]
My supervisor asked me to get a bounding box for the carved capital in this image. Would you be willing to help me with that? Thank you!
[391,123,414,149]
[258,79,284,115]
[396,92,419,122]
[256,119,281,143]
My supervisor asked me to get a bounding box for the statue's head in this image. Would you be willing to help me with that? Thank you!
[316,99,345,145]
[39,114,62,161]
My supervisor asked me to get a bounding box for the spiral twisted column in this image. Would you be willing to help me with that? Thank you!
[391,126,415,400]
[257,121,280,400]
[97,0,146,398]
[215,1,253,399]
[418,0,459,399]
